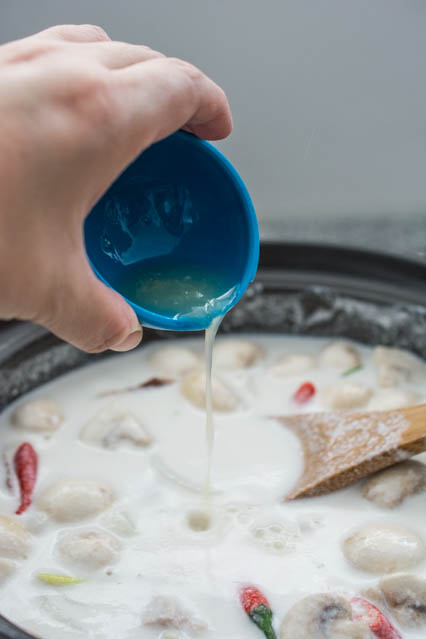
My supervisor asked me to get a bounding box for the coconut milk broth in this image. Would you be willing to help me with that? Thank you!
[0,335,425,638]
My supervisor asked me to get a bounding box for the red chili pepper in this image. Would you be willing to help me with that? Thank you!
[351,597,402,639]
[293,381,316,405]
[14,442,38,515]
[240,586,277,639]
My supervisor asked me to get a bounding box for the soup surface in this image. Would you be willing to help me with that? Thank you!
[0,335,425,639]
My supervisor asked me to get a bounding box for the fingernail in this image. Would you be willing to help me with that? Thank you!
[110,328,143,352]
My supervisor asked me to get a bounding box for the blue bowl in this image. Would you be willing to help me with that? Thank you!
[84,131,259,330]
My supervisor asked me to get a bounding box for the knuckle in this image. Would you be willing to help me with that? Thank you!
[128,43,164,60]
[79,24,110,42]
[168,57,203,82]
[42,24,110,43]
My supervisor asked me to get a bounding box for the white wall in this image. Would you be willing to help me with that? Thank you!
[1,0,425,229]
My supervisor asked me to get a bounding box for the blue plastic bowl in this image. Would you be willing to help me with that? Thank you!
[84,131,259,330]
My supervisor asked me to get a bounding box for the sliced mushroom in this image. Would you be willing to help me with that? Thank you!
[269,354,315,378]
[38,479,115,522]
[361,460,426,508]
[318,342,361,371]
[280,594,372,638]
[56,528,120,569]
[143,594,207,632]
[11,398,63,432]
[343,523,425,574]
[181,369,238,412]
[368,389,420,411]
[149,346,200,377]
[80,403,152,450]
[373,346,424,388]
[0,514,30,559]
[213,339,264,370]
[380,574,426,628]
[0,558,16,583]
[322,382,372,410]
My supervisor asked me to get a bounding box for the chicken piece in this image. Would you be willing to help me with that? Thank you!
[56,529,120,570]
[38,479,115,522]
[373,346,424,388]
[143,594,207,632]
[269,354,315,378]
[0,514,30,559]
[368,389,420,411]
[361,460,426,508]
[80,403,152,450]
[322,382,372,410]
[149,346,200,377]
[213,339,264,371]
[11,398,63,432]
[319,342,361,371]
[181,369,238,412]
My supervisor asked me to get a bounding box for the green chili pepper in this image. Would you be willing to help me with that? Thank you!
[38,573,82,586]
[342,364,363,377]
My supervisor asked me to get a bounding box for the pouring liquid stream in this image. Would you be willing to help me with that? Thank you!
[116,259,236,501]
[203,315,223,499]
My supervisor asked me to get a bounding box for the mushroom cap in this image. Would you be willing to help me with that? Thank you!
[380,574,426,628]
[280,593,372,638]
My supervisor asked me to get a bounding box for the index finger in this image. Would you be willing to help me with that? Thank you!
[114,56,232,148]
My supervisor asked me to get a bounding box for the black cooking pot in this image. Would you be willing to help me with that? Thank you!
[0,242,425,638]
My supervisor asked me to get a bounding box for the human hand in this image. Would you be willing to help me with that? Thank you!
[0,24,232,352]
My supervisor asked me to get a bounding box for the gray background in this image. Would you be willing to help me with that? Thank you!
[1,0,425,257]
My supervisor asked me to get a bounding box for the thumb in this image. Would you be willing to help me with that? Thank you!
[38,257,142,353]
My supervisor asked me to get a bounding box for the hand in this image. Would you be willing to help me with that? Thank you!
[0,24,232,352]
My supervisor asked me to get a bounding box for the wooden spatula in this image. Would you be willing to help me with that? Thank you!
[275,403,426,500]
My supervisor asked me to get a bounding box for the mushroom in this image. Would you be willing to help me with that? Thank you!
[11,398,63,432]
[143,594,207,632]
[269,354,315,378]
[213,339,264,371]
[56,528,120,570]
[80,403,152,449]
[0,514,30,559]
[361,460,426,508]
[380,574,426,628]
[368,389,420,411]
[322,382,372,410]
[318,342,361,371]
[280,594,372,638]
[38,479,115,522]
[373,346,424,388]
[343,523,425,574]
[180,369,238,412]
[149,346,200,377]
